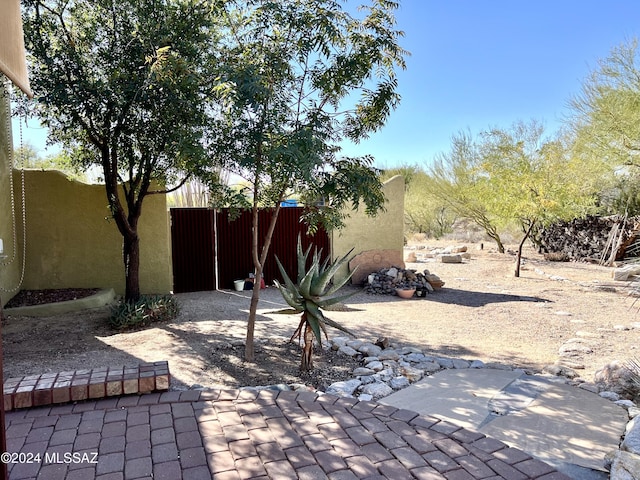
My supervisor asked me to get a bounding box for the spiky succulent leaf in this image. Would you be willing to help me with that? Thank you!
[323,316,356,337]
[314,290,358,309]
[323,265,358,298]
[310,247,355,296]
[304,306,324,344]
[320,255,331,274]
[275,256,300,297]
[311,248,324,285]
[273,279,303,310]
[296,236,313,283]
[268,308,303,315]
[299,261,319,299]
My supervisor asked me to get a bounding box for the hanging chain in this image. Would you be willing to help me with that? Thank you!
[0,81,17,267]
[0,80,27,293]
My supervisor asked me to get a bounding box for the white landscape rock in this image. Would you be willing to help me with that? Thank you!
[365,361,384,372]
[439,254,463,264]
[452,359,471,369]
[413,361,441,373]
[622,417,640,455]
[398,366,423,383]
[378,349,400,361]
[326,379,362,397]
[600,391,621,402]
[470,360,486,369]
[609,450,640,480]
[358,343,383,357]
[389,376,411,390]
[338,346,359,357]
[360,381,393,399]
[352,367,375,376]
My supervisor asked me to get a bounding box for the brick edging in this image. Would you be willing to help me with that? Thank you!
[3,361,170,411]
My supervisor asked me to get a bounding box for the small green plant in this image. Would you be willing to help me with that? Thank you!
[273,237,357,371]
[109,295,179,330]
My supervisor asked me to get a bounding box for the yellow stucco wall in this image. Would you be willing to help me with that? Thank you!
[0,84,23,306]
[18,170,172,295]
[331,174,405,283]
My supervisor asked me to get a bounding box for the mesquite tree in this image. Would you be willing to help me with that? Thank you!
[479,121,601,276]
[23,0,220,301]
[209,0,407,362]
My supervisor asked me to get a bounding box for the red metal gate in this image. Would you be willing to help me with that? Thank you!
[170,208,216,293]
[170,207,330,292]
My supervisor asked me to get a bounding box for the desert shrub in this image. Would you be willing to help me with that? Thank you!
[109,295,179,330]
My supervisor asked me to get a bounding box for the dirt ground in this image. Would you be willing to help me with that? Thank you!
[2,242,639,391]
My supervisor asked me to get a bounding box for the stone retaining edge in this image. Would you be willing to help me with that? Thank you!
[4,288,116,317]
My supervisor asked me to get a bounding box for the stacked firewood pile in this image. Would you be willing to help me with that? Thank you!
[540,215,640,263]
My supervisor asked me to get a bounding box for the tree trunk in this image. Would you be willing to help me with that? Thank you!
[245,202,284,362]
[245,264,262,363]
[515,220,536,278]
[123,232,141,302]
[486,229,505,254]
[300,318,314,372]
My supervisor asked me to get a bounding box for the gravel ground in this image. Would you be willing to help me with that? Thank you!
[2,242,639,391]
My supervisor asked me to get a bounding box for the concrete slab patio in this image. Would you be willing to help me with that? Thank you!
[380,368,629,479]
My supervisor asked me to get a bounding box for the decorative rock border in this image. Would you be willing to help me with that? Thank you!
[3,361,170,411]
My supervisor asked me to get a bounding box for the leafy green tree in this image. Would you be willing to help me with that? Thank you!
[569,37,640,215]
[22,0,219,301]
[209,0,407,361]
[570,38,640,170]
[12,143,40,168]
[428,131,505,252]
[15,142,88,181]
[480,121,600,276]
[598,169,640,215]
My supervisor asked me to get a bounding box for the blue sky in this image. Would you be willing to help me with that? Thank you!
[12,0,640,169]
[340,0,640,169]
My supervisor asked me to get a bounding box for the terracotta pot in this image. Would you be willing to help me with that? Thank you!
[395,288,416,299]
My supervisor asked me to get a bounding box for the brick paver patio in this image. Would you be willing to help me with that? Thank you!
[4,389,571,479]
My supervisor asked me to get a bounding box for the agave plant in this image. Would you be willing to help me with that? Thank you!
[273,237,357,371]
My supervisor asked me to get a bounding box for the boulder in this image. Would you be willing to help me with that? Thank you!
[413,361,441,373]
[622,417,640,455]
[360,381,393,399]
[378,349,400,361]
[398,366,423,383]
[439,254,462,264]
[390,376,410,390]
[326,379,362,396]
[338,346,359,357]
[609,450,640,480]
[358,343,383,357]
